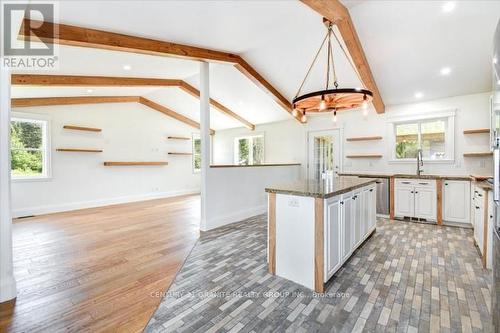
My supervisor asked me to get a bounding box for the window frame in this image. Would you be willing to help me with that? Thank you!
[233,133,265,166]
[192,133,201,174]
[387,109,455,164]
[10,112,52,182]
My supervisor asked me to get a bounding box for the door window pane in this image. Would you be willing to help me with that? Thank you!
[192,135,201,172]
[234,135,264,165]
[238,138,250,165]
[421,120,445,159]
[395,123,419,159]
[252,136,264,165]
[313,136,334,180]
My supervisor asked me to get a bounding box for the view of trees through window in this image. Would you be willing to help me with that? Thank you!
[193,135,201,172]
[236,135,264,165]
[10,119,45,178]
[395,119,446,160]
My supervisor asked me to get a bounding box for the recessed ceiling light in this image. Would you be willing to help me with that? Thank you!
[497,79,500,85]
[123,64,132,71]
[440,67,451,76]
[414,92,424,99]
[86,89,93,94]
[494,57,498,64]
[442,1,455,13]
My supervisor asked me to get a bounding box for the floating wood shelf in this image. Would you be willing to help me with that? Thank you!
[346,136,383,142]
[346,154,383,158]
[56,148,102,153]
[463,152,493,157]
[167,136,190,140]
[63,125,102,132]
[168,152,192,156]
[103,162,168,166]
[463,128,490,135]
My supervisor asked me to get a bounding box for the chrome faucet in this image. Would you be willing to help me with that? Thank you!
[416,149,424,176]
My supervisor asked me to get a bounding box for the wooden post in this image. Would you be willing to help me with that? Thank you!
[314,198,324,293]
[389,177,395,220]
[268,193,276,274]
[436,179,443,225]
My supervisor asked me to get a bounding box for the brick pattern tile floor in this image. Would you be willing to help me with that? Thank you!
[146,216,493,333]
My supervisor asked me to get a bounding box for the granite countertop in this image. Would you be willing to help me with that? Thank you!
[339,172,491,181]
[265,176,378,199]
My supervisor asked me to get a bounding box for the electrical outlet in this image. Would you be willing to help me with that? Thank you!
[288,198,299,208]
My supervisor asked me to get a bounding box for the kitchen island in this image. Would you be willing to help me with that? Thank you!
[265,176,378,293]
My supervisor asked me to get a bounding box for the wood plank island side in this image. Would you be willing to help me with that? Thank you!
[268,193,276,275]
[314,198,324,293]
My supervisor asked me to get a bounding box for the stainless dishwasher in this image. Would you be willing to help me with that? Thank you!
[359,176,390,216]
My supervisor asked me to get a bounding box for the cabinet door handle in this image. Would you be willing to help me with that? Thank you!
[476,206,480,209]
[445,183,448,186]
[402,181,411,184]
[415,191,419,194]
[478,194,483,197]
[490,215,494,218]
[340,201,344,205]
[419,182,428,185]
[369,189,373,192]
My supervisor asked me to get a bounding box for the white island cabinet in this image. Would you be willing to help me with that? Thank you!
[266,177,377,293]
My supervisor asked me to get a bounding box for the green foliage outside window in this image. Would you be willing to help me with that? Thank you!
[193,137,201,171]
[10,120,44,177]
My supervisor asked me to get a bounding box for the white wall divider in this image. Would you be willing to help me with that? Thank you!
[200,61,210,231]
[204,165,301,230]
[0,64,17,302]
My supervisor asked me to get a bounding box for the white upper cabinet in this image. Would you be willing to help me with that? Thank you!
[443,180,471,224]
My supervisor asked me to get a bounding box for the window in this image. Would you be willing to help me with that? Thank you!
[192,134,201,172]
[390,110,454,162]
[10,114,50,180]
[234,135,264,165]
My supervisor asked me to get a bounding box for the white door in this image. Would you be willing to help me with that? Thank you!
[443,181,471,224]
[341,195,354,260]
[394,186,414,218]
[325,197,342,280]
[308,130,341,180]
[414,186,436,220]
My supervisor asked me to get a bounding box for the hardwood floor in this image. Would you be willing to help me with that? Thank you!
[0,195,200,332]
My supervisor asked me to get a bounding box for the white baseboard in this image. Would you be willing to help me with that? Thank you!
[203,204,267,231]
[12,189,200,218]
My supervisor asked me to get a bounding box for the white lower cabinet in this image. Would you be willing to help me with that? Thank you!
[443,180,471,225]
[394,179,436,221]
[324,184,377,282]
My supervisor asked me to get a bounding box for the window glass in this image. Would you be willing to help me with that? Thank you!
[235,135,264,165]
[10,118,47,178]
[421,119,445,159]
[395,123,419,159]
[193,135,201,172]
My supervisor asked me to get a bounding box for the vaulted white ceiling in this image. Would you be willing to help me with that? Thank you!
[10,0,500,130]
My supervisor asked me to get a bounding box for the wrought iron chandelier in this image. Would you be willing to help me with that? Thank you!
[292,19,373,123]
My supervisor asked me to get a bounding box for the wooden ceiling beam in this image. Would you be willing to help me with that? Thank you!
[11,74,255,130]
[300,0,385,114]
[18,19,301,122]
[138,97,215,135]
[178,81,255,130]
[12,74,183,87]
[11,95,213,134]
[11,96,140,107]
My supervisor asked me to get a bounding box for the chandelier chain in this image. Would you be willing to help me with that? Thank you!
[293,27,329,100]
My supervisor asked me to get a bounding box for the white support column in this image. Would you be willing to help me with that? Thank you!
[0,64,17,302]
[199,61,210,231]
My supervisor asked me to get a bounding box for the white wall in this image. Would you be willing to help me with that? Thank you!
[212,92,493,177]
[12,102,200,217]
[213,119,306,167]
[204,165,301,230]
